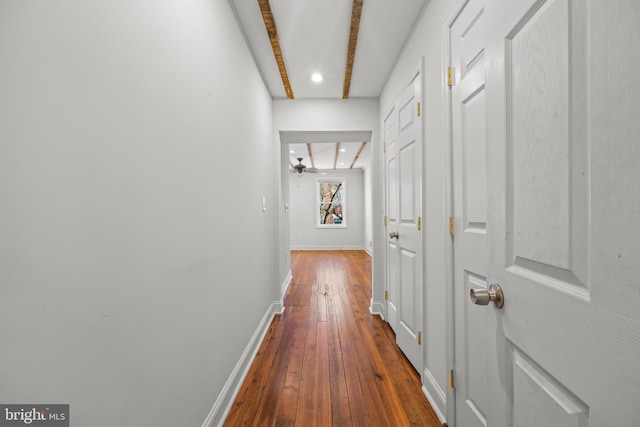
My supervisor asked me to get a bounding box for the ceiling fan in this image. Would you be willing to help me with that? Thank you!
[291,157,319,174]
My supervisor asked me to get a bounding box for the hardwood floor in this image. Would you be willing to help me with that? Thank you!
[224,250,442,427]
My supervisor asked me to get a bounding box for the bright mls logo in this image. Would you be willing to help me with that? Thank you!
[0,405,68,426]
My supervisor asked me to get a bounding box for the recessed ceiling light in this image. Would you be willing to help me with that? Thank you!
[289,150,295,153]
[339,148,346,152]
[311,73,323,83]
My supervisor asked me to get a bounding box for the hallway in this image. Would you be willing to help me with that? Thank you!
[224,250,441,426]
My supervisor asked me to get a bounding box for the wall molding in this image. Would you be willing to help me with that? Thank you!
[274,270,292,314]
[369,300,385,319]
[422,367,447,424]
[201,302,278,427]
[290,245,365,251]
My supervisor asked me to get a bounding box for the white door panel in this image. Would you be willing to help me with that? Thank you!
[399,248,418,344]
[385,108,399,332]
[385,71,424,373]
[395,75,423,371]
[498,0,640,424]
[451,0,640,425]
[387,240,399,332]
[588,1,640,322]
[451,0,491,425]
[399,142,417,224]
[512,350,588,427]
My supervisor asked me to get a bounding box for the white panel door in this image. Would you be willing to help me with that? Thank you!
[385,72,423,372]
[451,0,640,425]
[385,106,399,333]
[450,0,495,425]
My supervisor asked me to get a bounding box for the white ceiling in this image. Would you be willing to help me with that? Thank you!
[282,131,371,171]
[289,142,370,170]
[230,0,427,99]
[229,0,426,169]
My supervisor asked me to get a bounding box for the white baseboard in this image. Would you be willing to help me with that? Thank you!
[201,303,277,427]
[422,367,447,425]
[273,271,292,314]
[369,300,385,319]
[290,245,365,251]
[282,270,292,297]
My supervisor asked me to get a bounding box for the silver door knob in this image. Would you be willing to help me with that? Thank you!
[389,231,399,239]
[470,284,504,309]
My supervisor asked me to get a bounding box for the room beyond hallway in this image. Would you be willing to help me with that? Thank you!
[224,250,441,426]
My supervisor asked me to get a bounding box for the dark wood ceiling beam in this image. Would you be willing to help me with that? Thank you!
[258,0,294,99]
[343,0,363,99]
[349,141,367,169]
[306,143,316,168]
[334,143,341,169]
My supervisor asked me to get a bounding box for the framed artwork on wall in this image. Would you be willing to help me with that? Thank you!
[316,178,347,228]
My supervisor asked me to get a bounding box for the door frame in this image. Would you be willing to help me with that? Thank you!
[442,0,472,425]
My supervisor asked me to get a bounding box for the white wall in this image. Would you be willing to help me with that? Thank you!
[363,165,373,255]
[273,99,382,305]
[0,1,275,426]
[379,0,458,421]
[289,169,365,250]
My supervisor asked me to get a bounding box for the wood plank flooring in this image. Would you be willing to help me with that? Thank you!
[224,250,442,427]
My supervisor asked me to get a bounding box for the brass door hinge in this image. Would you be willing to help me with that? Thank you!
[417,102,421,117]
[385,290,389,301]
[447,67,454,87]
[449,216,455,236]
[417,331,422,345]
[417,216,422,231]
[384,141,387,152]
[448,369,455,390]
[384,216,388,227]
